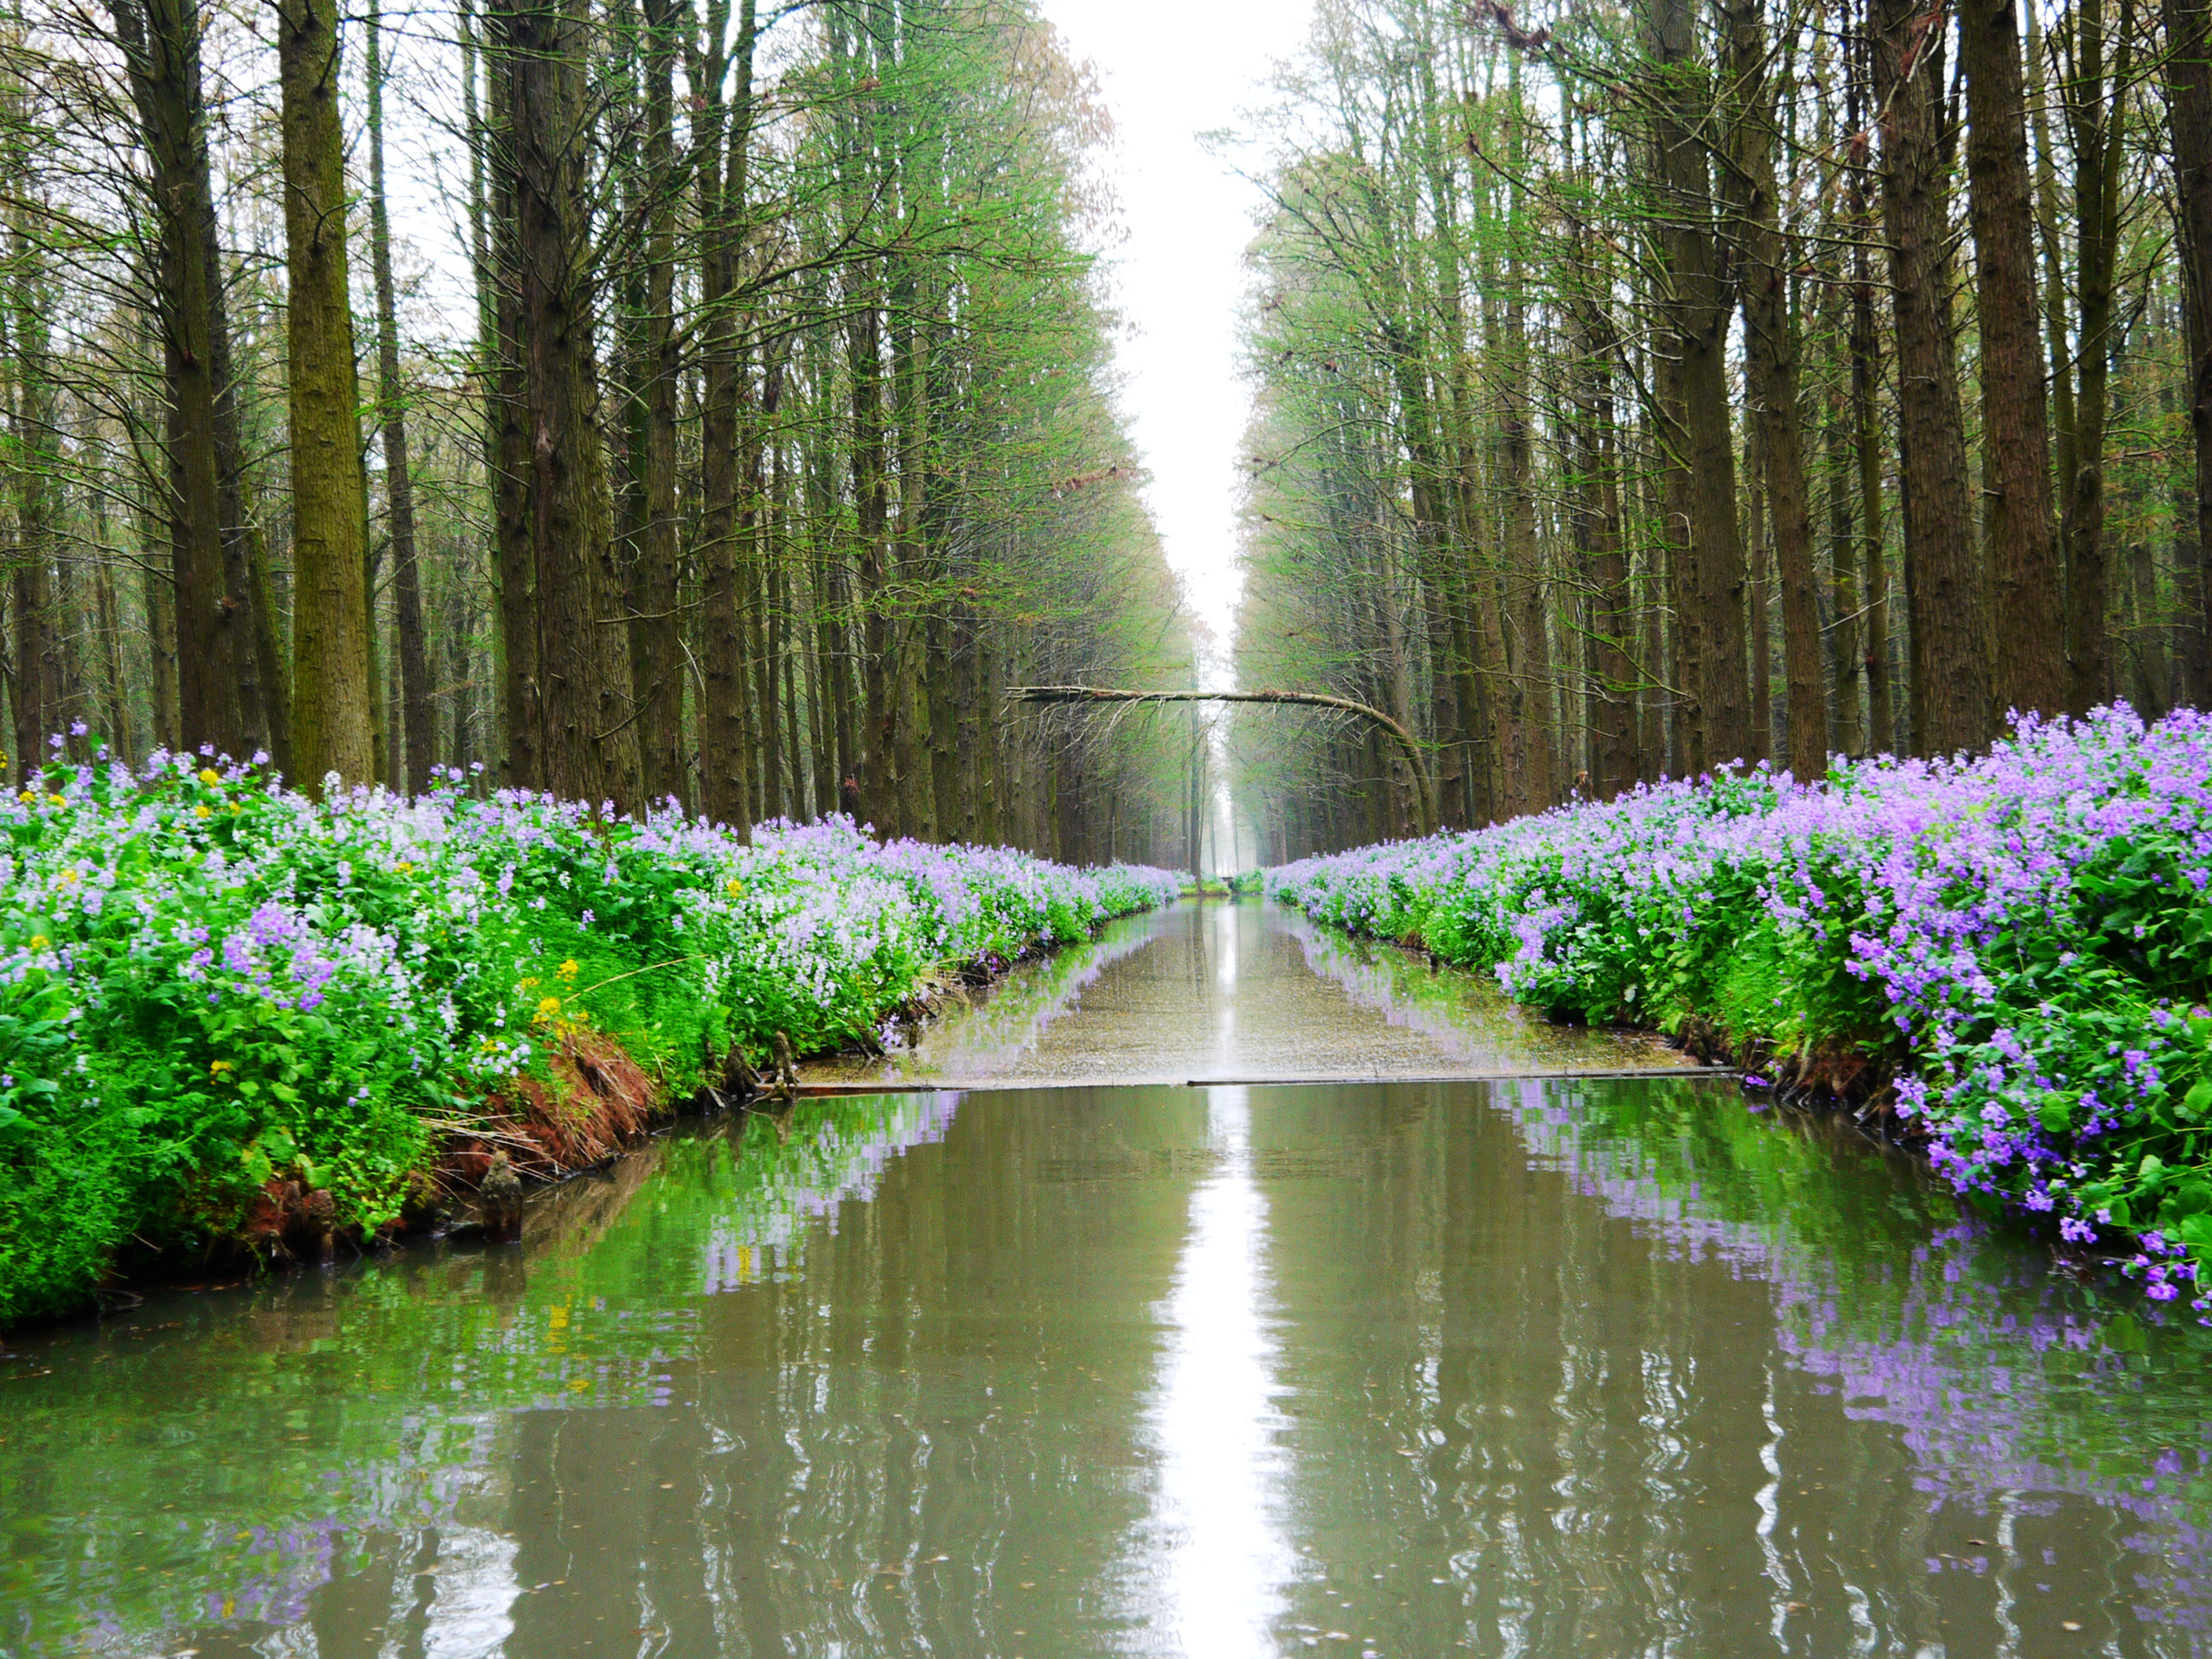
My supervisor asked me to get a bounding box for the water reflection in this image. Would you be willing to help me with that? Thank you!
[5,1076,2212,1657]
[816,899,1687,1087]
[1275,904,1683,1074]
[1123,1086,1295,1654]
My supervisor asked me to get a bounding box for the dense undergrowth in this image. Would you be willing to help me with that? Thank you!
[0,748,1177,1328]
[1268,705,2212,1312]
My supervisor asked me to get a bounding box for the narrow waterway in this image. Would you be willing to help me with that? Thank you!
[808,898,1691,1087]
[5,901,2210,1657]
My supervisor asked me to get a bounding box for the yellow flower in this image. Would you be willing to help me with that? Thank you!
[46,795,63,808]
[537,995,562,1020]
[556,958,579,982]
[726,877,745,898]
[16,791,32,804]
[394,861,414,873]
[193,804,211,819]
[198,768,222,786]
[209,1060,232,1077]
[28,935,48,950]
[518,976,539,992]
[57,869,77,886]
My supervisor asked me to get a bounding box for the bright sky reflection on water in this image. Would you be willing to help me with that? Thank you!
[1128,1083,1297,1657]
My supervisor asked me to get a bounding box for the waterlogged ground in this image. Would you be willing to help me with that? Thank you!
[4,902,2210,1657]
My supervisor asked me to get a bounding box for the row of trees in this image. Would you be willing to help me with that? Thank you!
[0,0,1201,862]
[1229,0,2210,859]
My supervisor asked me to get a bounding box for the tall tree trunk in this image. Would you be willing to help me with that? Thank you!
[1872,0,1986,756]
[244,522,291,775]
[1844,49,1895,756]
[2170,0,2212,707]
[274,0,375,793]
[1647,0,1749,769]
[1573,293,1635,797]
[1447,335,1510,820]
[110,0,248,761]
[1747,419,1773,762]
[1825,371,1866,757]
[630,0,685,810]
[366,0,433,793]
[95,555,133,763]
[1962,0,2066,724]
[1723,0,1826,778]
[697,0,758,830]
[5,219,60,767]
[492,0,641,810]
[203,214,271,763]
[2061,0,2134,713]
[488,34,537,793]
[1499,277,1555,810]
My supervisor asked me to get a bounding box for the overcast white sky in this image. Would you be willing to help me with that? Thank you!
[1036,0,1314,680]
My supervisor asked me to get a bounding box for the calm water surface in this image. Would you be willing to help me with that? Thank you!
[3,901,2209,1657]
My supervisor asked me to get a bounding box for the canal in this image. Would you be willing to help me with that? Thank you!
[2,900,2208,1657]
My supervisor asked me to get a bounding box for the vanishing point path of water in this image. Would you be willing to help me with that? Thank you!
[5,900,2210,1658]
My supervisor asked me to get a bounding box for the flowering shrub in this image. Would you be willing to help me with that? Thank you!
[1267,705,2212,1309]
[0,748,1177,1325]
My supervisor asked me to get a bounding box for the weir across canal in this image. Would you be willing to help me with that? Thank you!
[3,900,2208,1657]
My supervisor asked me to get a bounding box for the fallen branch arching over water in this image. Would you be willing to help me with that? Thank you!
[1009,684,1438,835]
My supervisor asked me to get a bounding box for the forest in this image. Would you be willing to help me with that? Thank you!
[0,0,1200,865]
[1230,0,2212,860]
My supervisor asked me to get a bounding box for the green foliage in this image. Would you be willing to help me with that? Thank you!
[0,752,1177,1328]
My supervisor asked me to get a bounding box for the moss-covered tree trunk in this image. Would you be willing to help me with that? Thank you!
[274,0,373,793]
